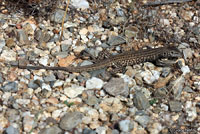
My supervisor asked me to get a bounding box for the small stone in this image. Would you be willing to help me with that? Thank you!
[79,28,88,35]
[42,83,52,91]
[100,98,123,113]
[135,115,150,127]
[1,50,16,61]
[169,101,182,112]
[86,77,104,90]
[53,80,64,88]
[50,9,68,23]
[185,101,197,122]
[59,112,83,130]
[181,65,190,75]
[64,85,85,98]
[52,110,62,119]
[95,127,107,134]
[108,36,126,46]
[119,120,134,132]
[4,125,19,134]
[183,48,193,59]
[170,76,185,98]
[6,38,15,47]
[133,91,150,110]
[28,80,40,89]
[85,96,99,106]
[147,122,163,134]
[39,125,62,134]
[23,113,34,132]
[0,39,5,52]
[39,56,49,66]
[71,0,89,9]
[1,81,18,92]
[58,55,76,67]
[44,74,56,82]
[83,128,96,134]
[73,45,86,53]
[140,70,160,84]
[0,73,4,83]
[125,26,139,38]
[103,78,129,97]
[16,29,30,45]
[23,23,35,35]
[161,68,171,77]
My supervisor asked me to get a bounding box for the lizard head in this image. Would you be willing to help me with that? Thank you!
[161,46,182,58]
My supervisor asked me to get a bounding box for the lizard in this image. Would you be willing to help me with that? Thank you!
[8,46,182,73]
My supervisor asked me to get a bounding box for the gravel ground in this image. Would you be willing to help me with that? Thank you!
[0,0,199,134]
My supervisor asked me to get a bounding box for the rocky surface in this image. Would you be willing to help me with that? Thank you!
[0,0,199,133]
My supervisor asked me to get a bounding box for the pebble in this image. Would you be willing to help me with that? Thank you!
[23,113,34,132]
[59,112,83,130]
[44,74,56,82]
[64,85,85,98]
[99,97,123,113]
[147,122,163,134]
[103,78,129,97]
[183,48,193,59]
[85,96,99,106]
[1,81,18,92]
[50,9,68,23]
[140,70,160,84]
[125,26,139,39]
[0,73,4,83]
[95,127,107,134]
[169,101,182,112]
[135,114,150,128]
[170,76,185,98]
[4,125,19,134]
[42,83,52,91]
[133,91,150,110]
[39,125,62,134]
[185,101,197,122]
[39,56,49,66]
[71,0,89,9]
[53,80,64,88]
[1,50,16,61]
[0,39,5,52]
[107,36,126,46]
[119,120,134,132]
[181,65,190,75]
[16,29,30,45]
[86,77,104,90]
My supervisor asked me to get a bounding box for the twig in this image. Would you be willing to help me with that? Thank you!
[59,0,70,42]
[143,0,194,6]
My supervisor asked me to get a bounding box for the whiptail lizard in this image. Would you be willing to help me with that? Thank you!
[9,46,182,73]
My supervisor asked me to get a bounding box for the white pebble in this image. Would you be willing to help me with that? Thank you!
[86,77,104,90]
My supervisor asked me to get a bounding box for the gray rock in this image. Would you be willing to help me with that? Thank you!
[44,74,56,82]
[169,101,182,112]
[35,30,51,43]
[135,115,150,128]
[183,48,193,59]
[16,29,29,45]
[119,120,134,132]
[0,39,5,52]
[4,125,19,134]
[85,96,99,106]
[125,26,139,39]
[61,44,70,52]
[1,81,18,92]
[0,72,3,83]
[28,80,40,89]
[108,36,126,46]
[50,9,68,23]
[83,128,96,134]
[104,78,129,97]
[170,76,185,98]
[192,26,200,35]
[39,125,62,134]
[59,112,83,130]
[133,91,150,110]
[111,129,120,134]
[6,109,19,122]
